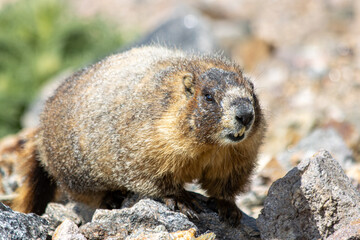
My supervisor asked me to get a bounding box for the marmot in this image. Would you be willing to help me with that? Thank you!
[13,46,266,226]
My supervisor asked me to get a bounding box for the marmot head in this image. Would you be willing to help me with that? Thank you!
[182,66,260,146]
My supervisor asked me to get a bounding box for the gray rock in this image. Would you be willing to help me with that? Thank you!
[52,219,87,240]
[79,198,197,239]
[193,210,260,240]
[0,202,49,240]
[130,12,220,54]
[326,220,360,240]
[184,192,260,239]
[125,226,216,240]
[125,226,174,240]
[257,150,360,240]
[79,221,129,240]
[91,199,196,233]
[168,192,258,239]
[80,195,259,240]
[65,202,96,224]
[277,128,354,171]
[42,202,83,234]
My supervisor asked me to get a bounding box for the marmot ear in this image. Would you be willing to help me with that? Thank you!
[183,73,195,95]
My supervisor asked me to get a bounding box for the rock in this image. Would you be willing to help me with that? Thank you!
[181,192,260,239]
[346,163,360,191]
[0,202,49,240]
[80,195,259,240]
[95,226,215,240]
[192,206,260,240]
[86,199,197,233]
[257,150,360,240]
[131,12,220,54]
[65,202,96,225]
[326,219,360,240]
[42,202,83,235]
[52,219,86,240]
[125,225,170,240]
[126,227,199,240]
[41,201,96,238]
[168,228,199,239]
[236,189,267,218]
[277,128,354,171]
[193,232,217,240]
[79,198,200,239]
[322,120,360,163]
[130,227,217,240]
[80,222,128,240]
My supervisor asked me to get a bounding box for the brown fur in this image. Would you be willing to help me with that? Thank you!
[12,129,56,214]
[13,46,266,221]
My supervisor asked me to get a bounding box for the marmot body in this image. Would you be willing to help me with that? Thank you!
[13,46,266,225]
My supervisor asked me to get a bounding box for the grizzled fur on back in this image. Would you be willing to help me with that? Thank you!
[17,46,266,213]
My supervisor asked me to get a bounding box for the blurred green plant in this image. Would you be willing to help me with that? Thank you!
[0,0,133,137]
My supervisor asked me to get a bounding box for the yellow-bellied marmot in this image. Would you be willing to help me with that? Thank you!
[13,46,266,226]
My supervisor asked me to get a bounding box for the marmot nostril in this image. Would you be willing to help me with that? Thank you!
[235,108,254,127]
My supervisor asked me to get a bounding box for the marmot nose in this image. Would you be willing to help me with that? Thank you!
[235,106,254,127]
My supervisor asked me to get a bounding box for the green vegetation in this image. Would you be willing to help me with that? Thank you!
[0,0,132,137]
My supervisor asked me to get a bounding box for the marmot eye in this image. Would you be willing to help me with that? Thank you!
[204,94,214,102]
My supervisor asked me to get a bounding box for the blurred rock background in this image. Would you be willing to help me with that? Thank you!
[1,0,360,221]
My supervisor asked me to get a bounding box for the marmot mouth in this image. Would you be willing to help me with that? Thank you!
[227,133,245,142]
[226,126,246,142]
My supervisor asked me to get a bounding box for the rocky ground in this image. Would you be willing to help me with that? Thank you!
[1,0,360,239]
